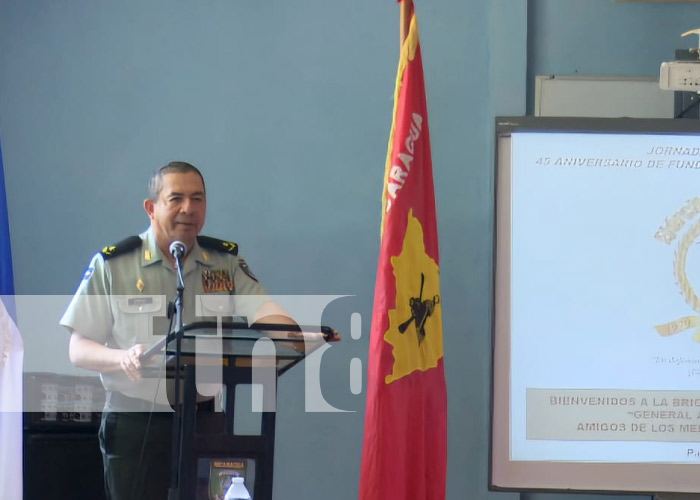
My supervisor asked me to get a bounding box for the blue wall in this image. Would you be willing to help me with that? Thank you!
[527,0,700,114]
[1,0,700,499]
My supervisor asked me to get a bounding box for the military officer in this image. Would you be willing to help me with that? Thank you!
[60,161,294,500]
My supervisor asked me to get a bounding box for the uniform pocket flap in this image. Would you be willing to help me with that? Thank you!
[198,295,235,316]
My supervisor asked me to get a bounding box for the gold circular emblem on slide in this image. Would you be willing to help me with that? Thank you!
[655,197,700,338]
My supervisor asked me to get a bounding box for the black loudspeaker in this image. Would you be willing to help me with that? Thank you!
[23,432,105,500]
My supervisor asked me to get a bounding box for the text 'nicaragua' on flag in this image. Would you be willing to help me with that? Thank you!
[359,2,447,500]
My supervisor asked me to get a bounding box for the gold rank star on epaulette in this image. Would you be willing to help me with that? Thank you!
[100,235,142,259]
[197,235,239,256]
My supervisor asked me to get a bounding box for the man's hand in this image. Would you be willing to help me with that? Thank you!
[69,332,147,380]
[119,344,145,381]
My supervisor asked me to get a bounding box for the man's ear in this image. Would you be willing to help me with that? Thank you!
[144,199,155,220]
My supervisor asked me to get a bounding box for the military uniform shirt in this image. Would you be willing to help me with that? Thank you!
[60,227,270,404]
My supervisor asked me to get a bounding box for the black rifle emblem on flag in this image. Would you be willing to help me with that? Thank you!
[398,272,440,345]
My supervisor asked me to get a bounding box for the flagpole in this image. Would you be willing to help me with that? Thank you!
[399,0,413,45]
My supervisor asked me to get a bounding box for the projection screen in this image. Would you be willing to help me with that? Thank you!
[491,116,700,495]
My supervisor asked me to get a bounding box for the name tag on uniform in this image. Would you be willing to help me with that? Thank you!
[127,297,153,307]
[202,269,235,293]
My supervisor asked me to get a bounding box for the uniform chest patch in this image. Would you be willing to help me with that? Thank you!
[202,269,235,293]
[82,267,94,281]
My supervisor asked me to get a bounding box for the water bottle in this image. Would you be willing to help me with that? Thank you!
[224,476,251,500]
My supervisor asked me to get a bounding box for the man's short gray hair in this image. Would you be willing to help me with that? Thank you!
[148,161,206,201]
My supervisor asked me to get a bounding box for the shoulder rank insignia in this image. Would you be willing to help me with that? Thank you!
[238,258,258,282]
[197,235,239,256]
[101,235,142,260]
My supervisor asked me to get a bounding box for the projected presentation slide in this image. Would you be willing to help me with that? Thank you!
[510,131,700,464]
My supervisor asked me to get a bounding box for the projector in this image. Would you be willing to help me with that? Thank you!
[659,28,700,91]
[659,60,700,91]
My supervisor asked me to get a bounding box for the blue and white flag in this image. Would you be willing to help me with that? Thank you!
[0,138,13,297]
[0,136,22,500]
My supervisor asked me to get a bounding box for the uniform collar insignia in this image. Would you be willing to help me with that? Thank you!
[141,228,163,267]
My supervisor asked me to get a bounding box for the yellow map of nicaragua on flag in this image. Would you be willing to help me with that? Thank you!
[359,3,447,500]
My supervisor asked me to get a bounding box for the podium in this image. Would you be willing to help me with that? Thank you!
[159,321,338,500]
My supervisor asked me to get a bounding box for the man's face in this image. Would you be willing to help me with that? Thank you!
[145,172,206,253]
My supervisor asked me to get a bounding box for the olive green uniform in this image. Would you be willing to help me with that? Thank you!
[60,228,270,499]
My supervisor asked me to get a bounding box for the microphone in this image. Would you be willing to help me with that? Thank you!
[169,241,186,294]
[169,241,186,259]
